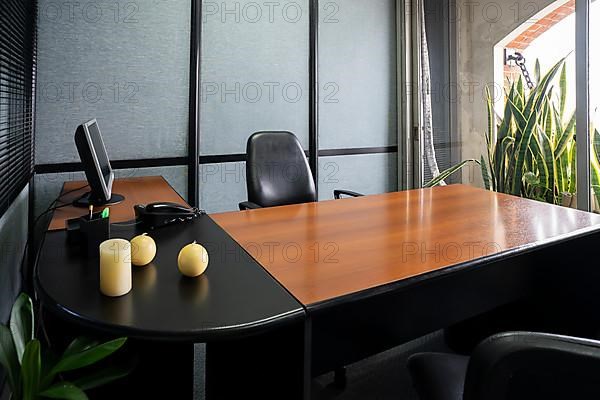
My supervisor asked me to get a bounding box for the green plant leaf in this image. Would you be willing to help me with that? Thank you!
[485,87,498,188]
[529,131,549,191]
[543,97,553,140]
[552,103,564,140]
[507,58,565,197]
[509,99,527,131]
[523,58,564,121]
[523,171,539,186]
[511,107,538,195]
[539,127,557,203]
[21,339,41,400]
[51,338,127,375]
[494,136,515,193]
[40,338,101,389]
[593,127,600,163]
[480,156,491,190]
[559,63,567,119]
[62,338,100,359]
[39,382,88,400]
[516,76,525,109]
[73,364,133,391]
[10,293,34,363]
[507,98,533,189]
[534,59,541,84]
[424,159,479,188]
[0,324,21,397]
[569,144,577,193]
[498,84,514,140]
[590,128,600,209]
[555,112,576,159]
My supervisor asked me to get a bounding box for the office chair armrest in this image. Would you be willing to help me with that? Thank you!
[334,189,364,200]
[464,331,600,400]
[239,201,262,210]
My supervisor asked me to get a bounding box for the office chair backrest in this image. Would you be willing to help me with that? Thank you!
[246,131,316,207]
[464,331,600,400]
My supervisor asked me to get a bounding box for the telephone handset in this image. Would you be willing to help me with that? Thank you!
[134,202,205,229]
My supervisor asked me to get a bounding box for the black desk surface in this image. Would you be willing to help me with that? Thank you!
[35,215,304,342]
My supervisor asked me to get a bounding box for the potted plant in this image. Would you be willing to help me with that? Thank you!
[0,293,129,399]
[426,57,600,212]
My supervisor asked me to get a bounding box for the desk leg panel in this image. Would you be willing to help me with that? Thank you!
[309,249,543,376]
[309,232,600,375]
[445,231,600,352]
[205,319,307,400]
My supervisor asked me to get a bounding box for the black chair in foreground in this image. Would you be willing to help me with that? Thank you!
[239,131,362,210]
[407,331,600,400]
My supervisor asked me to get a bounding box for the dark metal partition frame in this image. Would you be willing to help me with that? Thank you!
[188,0,399,203]
[34,0,401,207]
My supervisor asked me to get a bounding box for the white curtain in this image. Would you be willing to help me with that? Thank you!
[420,0,444,184]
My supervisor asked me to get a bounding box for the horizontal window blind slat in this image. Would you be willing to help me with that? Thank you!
[0,141,33,160]
[0,0,35,219]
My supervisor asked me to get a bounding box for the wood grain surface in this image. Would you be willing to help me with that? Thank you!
[212,184,600,306]
[48,176,187,231]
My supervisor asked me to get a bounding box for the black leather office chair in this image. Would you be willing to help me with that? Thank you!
[239,131,362,210]
[407,331,600,400]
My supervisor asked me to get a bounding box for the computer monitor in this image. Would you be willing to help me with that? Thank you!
[73,119,124,207]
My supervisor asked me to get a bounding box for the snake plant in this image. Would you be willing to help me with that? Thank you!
[0,293,129,400]
[426,58,600,209]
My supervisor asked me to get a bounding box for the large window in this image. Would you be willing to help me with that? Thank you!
[495,0,578,208]
[448,0,600,213]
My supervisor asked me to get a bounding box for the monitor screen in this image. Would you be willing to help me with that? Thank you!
[86,121,112,188]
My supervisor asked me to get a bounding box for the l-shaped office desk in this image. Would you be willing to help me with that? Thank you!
[35,176,600,399]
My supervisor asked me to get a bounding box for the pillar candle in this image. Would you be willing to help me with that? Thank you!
[99,238,132,297]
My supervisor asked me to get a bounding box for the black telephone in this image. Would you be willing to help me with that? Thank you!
[134,202,205,229]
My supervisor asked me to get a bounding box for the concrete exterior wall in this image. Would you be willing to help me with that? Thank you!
[456,0,556,186]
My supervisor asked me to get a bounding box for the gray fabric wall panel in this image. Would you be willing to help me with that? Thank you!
[34,167,188,218]
[318,0,397,150]
[0,185,29,323]
[199,162,247,214]
[318,153,398,201]
[36,0,191,163]
[200,0,310,155]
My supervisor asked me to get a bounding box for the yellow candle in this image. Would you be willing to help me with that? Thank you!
[99,239,132,297]
[130,233,157,266]
[177,241,209,277]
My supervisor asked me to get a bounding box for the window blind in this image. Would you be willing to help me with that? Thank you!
[0,0,36,217]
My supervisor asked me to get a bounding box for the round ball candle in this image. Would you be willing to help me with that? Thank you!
[99,239,132,297]
[177,241,209,277]
[130,233,157,266]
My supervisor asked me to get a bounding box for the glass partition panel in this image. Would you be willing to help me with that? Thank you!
[199,0,309,155]
[199,0,309,213]
[318,153,398,200]
[199,162,247,213]
[318,0,397,150]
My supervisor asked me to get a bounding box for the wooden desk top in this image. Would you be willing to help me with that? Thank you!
[212,184,600,306]
[48,176,187,231]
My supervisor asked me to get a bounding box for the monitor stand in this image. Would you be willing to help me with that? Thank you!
[73,192,125,208]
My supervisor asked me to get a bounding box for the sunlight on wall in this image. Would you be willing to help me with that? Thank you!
[505,1,600,124]
[524,13,575,114]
